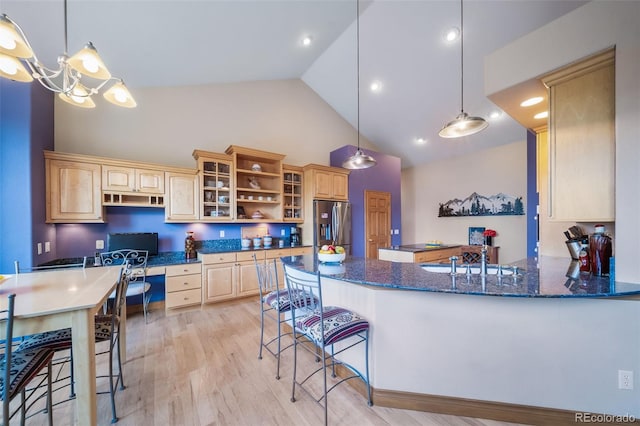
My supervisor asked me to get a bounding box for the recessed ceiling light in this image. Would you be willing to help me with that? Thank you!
[520,96,544,107]
[444,27,460,42]
[415,137,427,145]
[370,81,383,93]
[534,111,548,119]
[489,111,503,119]
[301,36,312,47]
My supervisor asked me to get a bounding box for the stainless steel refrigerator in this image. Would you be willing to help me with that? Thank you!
[313,200,351,254]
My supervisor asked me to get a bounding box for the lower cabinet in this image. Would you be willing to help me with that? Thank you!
[165,263,202,310]
[201,247,313,304]
[202,251,264,303]
[413,247,461,264]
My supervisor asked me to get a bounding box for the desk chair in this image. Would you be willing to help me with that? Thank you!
[100,250,152,323]
[16,263,132,423]
[1,294,55,425]
[283,264,372,426]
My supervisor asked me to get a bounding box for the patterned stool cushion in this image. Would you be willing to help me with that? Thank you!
[264,289,317,312]
[17,329,72,352]
[94,315,119,342]
[295,306,369,345]
[0,347,54,400]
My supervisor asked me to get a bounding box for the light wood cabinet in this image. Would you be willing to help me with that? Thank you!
[225,146,285,222]
[201,251,265,303]
[165,263,202,310]
[45,152,104,223]
[283,165,304,222]
[460,245,499,265]
[303,164,349,201]
[542,49,615,222]
[102,165,165,194]
[165,171,199,222]
[193,150,234,221]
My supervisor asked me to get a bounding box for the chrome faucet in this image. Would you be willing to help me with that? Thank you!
[449,256,458,276]
[480,245,488,276]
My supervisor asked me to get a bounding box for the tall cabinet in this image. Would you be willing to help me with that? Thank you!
[542,48,615,222]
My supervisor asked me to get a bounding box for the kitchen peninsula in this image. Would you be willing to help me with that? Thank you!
[281,255,640,423]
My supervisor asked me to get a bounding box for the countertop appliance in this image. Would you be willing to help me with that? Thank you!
[107,232,159,256]
[313,200,351,254]
[290,227,301,246]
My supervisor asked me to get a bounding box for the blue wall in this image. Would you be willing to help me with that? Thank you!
[54,208,299,259]
[526,130,539,258]
[329,145,402,257]
[0,80,54,273]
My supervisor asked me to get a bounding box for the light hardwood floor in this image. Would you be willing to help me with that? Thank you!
[25,298,525,426]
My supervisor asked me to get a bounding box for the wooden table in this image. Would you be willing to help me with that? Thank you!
[0,266,123,426]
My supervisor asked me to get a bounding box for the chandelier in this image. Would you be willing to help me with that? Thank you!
[0,0,136,108]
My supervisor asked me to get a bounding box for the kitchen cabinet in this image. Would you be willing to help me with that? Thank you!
[542,49,615,222]
[102,165,165,194]
[165,263,202,310]
[45,152,104,223]
[165,171,199,222]
[193,150,234,221]
[283,164,303,222]
[201,251,265,303]
[225,145,285,222]
[303,164,349,201]
[413,247,461,264]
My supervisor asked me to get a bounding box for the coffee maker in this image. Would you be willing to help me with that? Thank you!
[290,227,301,246]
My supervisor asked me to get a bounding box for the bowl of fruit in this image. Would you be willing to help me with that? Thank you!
[317,245,346,263]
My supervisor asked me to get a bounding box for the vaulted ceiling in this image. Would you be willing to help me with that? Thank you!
[2,0,586,168]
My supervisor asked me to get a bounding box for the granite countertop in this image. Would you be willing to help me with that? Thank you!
[281,254,640,298]
[381,244,462,253]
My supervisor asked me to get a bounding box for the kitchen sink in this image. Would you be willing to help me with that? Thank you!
[421,264,514,275]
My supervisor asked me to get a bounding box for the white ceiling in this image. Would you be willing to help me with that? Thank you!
[2,0,586,168]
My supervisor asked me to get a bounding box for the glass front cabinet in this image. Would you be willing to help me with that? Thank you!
[193,150,234,221]
[283,165,303,222]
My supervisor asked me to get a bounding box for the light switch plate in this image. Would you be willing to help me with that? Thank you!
[96,240,104,249]
[37,243,42,255]
[44,241,51,252]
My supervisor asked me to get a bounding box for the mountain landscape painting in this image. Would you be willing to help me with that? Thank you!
[438,192,524,217]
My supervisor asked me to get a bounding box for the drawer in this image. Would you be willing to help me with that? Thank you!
[290,247,313,256]
[166,273,201,292]
[165,263,201,277]
[237,251,263,262]
[147,266,166,276]
[166,288,202,309]
[265,249,290,259]
[200,252,236,264]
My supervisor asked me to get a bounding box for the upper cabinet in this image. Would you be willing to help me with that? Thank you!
[283,164,303,222]
[542,49,615,222]
[193,150,234,221]
[102,166,165,194]
[45,151,104,223]
[303,164,350,201]
[225,145,285,222]
[165,170,199,223]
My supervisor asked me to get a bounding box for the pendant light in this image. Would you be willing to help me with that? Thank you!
[439,0,487,138]
[0,0,136,108]
[343,0,376,170]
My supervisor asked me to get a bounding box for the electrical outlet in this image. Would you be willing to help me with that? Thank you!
[96,240,104,250]
[394,229,400,235]
[37,243,42,255]
[44,241,51,252]
[619,370,633,390]
[219,230,225,238]
[281,229,286,236]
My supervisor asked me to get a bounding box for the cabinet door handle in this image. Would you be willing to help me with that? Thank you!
[183,282,189,286]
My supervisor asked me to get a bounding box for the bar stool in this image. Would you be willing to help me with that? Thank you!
[254,255,297,380]
[282,263,372,425]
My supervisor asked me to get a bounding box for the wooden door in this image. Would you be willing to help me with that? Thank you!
[364,190,391,259]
